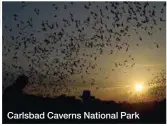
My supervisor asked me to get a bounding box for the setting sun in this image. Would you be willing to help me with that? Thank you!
[135,83,144,92]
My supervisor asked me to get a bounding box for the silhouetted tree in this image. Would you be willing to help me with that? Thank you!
[3,74,28,110]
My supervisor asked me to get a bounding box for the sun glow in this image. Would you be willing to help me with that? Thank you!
[135,83,144,92]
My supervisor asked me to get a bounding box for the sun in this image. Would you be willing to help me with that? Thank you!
[135,83,144,92]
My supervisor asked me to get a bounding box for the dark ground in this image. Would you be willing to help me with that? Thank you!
[3,91,166,124]
[2,75,166,124]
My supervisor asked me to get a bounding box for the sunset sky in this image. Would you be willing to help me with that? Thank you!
[3,2,166,102]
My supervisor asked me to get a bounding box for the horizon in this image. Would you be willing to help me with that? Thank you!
[3,1,166,102]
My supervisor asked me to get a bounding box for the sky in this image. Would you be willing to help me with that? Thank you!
[2,2,166,102]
